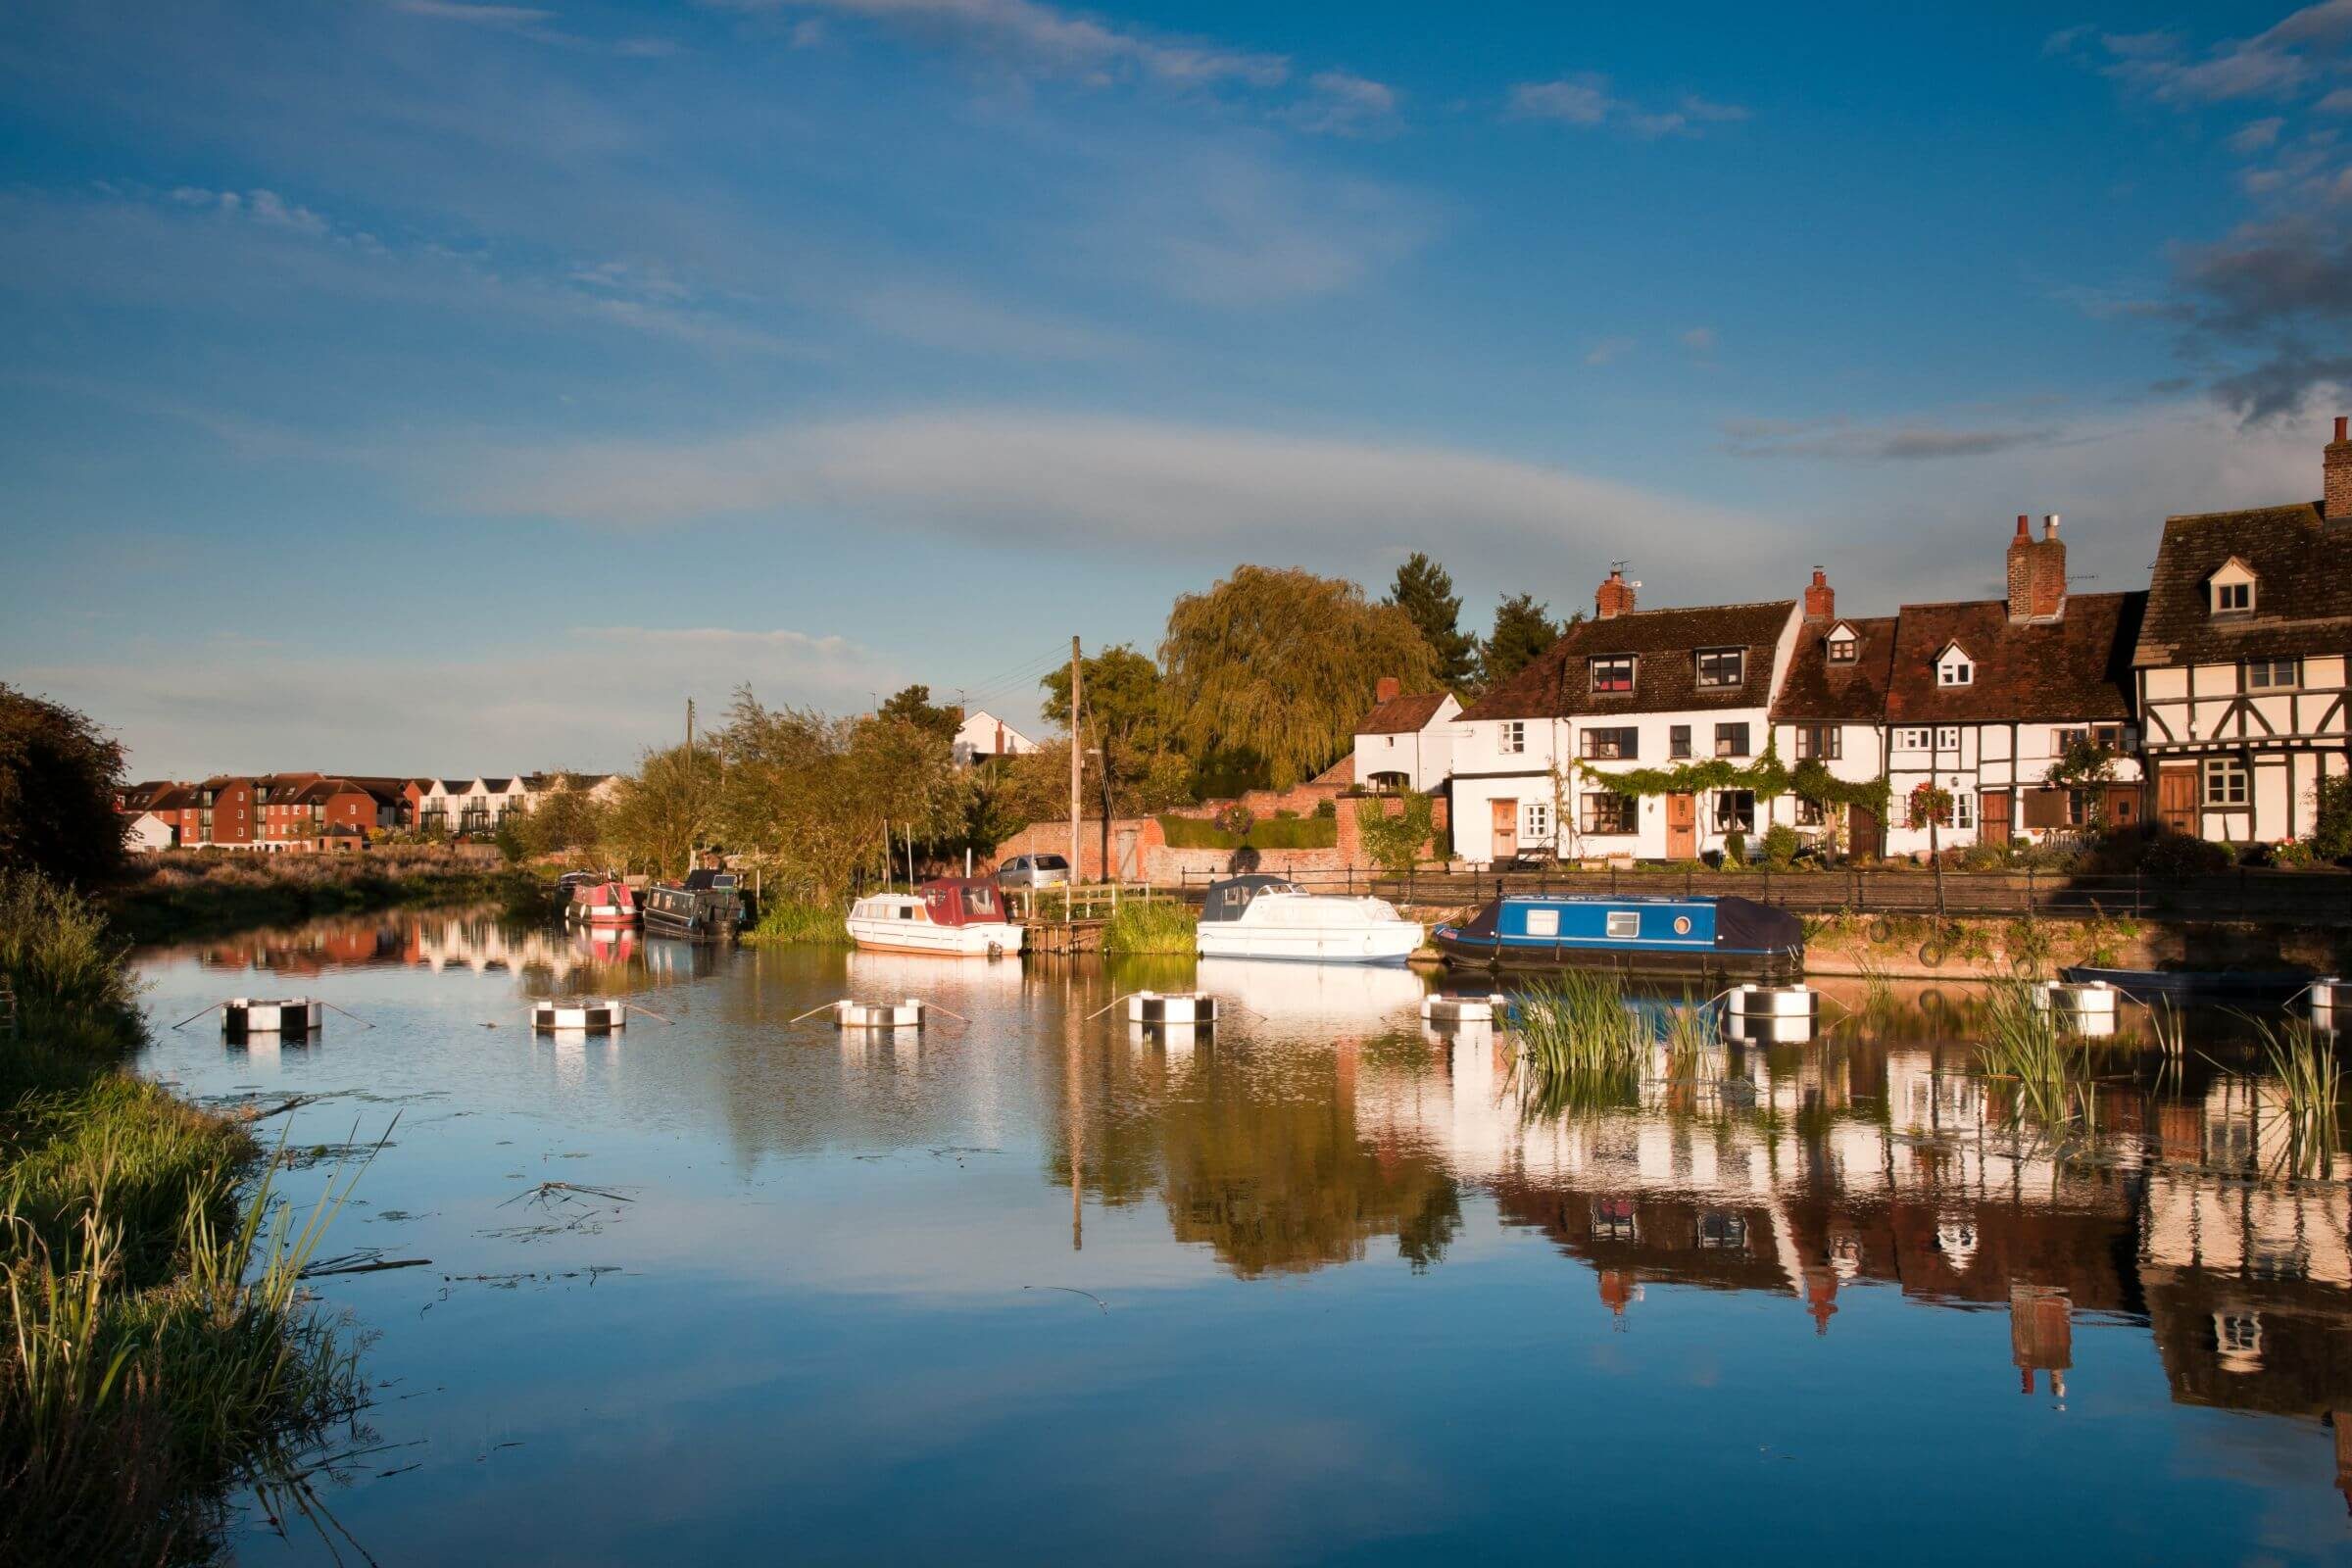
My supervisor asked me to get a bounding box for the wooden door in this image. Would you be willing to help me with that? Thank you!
[2103,783,2140,831]
[1980,790,2012,847]
[2157,766,2196,835]
[1665,793,1696,859]
[1114,827,1140,881]
[1847,803,1882,860]
[1490,800,1518,861]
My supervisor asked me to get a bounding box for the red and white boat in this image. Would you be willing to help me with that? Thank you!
[562,874,639,929]
[848,877,1023,957]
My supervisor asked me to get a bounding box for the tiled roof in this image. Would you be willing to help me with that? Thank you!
[1354,691,1451,735]
[1884,591,2143,723]
[148,784,197,810]
[1458,601,1796,721]
[479,776,515,792]
[1771,616,1898,722]
[437,778,473,794]
[2132,500,2352,668]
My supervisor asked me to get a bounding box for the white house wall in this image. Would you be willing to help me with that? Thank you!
[2140,655,2351,843]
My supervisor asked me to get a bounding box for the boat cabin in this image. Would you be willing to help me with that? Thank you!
[920,877,1008,926]
[1436,893,1803,979]
[1200,875,1300,922]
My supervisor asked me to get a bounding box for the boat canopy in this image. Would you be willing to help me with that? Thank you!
[1200,875,1299,923]
[921,877,1006,927]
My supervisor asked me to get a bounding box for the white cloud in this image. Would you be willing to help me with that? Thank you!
[2055,4,2352,107]
[722,0,1289,88]
[2229,116,2287,153]
[1583,336,1634,366]
[1285,70,1401,136]
[2319,86,2352,113]
[1509,74,1749,139]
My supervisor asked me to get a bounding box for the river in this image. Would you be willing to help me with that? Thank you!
[134,908,2352,1564]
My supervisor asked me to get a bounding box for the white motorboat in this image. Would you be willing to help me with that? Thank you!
[848,877,1024,958]
[1193,875,1423,966]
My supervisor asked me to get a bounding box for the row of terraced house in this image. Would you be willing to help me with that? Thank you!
[113,771,620,852]
[1351,416,2352,866]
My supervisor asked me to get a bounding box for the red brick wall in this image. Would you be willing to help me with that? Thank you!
[991,792,1446,883]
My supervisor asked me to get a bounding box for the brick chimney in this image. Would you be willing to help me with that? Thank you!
[1803,567,1835,623]
[2328,415,2352,523]
[2005,513,2067,622]
[1374,676,1400,704]
[1595,567,1636,620]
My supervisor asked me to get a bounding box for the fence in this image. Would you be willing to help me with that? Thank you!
[1173,864,2352,926]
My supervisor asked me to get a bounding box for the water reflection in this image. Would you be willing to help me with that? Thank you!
[129,912,2352,1559]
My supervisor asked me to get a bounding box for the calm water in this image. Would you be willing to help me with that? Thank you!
[135,911,2352,1565]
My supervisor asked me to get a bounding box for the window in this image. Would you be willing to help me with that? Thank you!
[1793,724,1841,761]
[1695,648,1744,689]
[1499,721,1526,755]
[1669,724,1691,760]
[1714,722,1750,759]
[1827,633,1856,664]
[1525,908,1560,937]
[2054,724,2125,755]
[2246,657,2299,690]
[1936,727,1960,751]
[1524,802,1552,842]
[1714,790,1756,833]
[1590,655,1634,694]
[1581,727,1639,760]
[1952,793,1974,830]
[1895,727,1932,751]
[1794,797,1824,827]
[2203,756,2249,807]
[1937,659,1973,686]
[1604,910,1641,940]
[1582,793,1636,834]
[2214,580,2252,614]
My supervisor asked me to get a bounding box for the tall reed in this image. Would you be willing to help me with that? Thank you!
[1101,900,1198,956]
[1508,971,1648,1114]
[1979,979,2089,1128]
[2249,1015,2343,1175]
[743,898,852,947]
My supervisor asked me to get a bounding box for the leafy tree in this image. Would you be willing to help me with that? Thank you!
[1354,791,1435,874]
[875,684,960,742]
[1160,566,1438,791]
[2313,774,2352,862]
[514,779,611,860]
[1385,554,1478,691]
[2044,736,2121,830]
[605,743,724,878]
[1478,593,1563,691]
[1041,644,1190,859]
[0,685,127,889]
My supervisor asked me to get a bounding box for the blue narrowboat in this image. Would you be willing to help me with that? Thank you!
[1433,894,1803,981]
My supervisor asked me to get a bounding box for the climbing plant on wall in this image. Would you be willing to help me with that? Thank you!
[1573,739,1891,816]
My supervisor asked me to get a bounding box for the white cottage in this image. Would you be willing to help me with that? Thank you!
[1767,571,1894,858]
[2132,418,2352,845]
[1350,678,1461,794]
[953,710,1039,765]
[1882,516,2144,856]
[124,810,176,853]
[1448,569,1802,864]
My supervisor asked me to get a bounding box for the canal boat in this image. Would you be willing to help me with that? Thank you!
[1193,874,1423,966]
[2057,964,2315,1004]
[847,877,1024,958]
[642,867,746,943]
[560,872,638,929]
[1433,893,1803,981]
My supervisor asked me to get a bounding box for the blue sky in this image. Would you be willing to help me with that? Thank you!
[3,0,2349,776]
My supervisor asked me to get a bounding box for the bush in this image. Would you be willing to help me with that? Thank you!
[1354,791,1435,874]
[744,898,850,946]
[1761,823,1799,871]
[2141,831,2230,881]
[2314,775,2352,862]
[1216,804,1255,839]
[1312,800,1336,820]
[1102,899,1197,955]
[1724,829,1747,867]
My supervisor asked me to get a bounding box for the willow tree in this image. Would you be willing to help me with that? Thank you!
[1160,566,1439,790]
[604,743,724,878]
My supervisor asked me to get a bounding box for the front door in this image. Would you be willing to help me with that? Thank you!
[2103,783,2140,831]
[1665,793,1696,859]
[1115,827,1140,881]
[1491,800,1519,861]
[1980,790,2012,847]
[2157,766,2196,835]
[1847,803,1882,860]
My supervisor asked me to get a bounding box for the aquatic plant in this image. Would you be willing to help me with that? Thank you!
[743,898,852,947]
[1506,972,1648,1114]
[2248,1015,2343,1175]
[1101,899,1198,956]
[1979,979,2090,1128]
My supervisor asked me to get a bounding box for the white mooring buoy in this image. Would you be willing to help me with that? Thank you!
[532,1001,626,1033]
[1723,983,1819,1044]
[2308,977,2352,1020]
[2031,979,2120,1036]
[222,998,324,1040]
[834,998,928,1030]
[1421,994,1500,1025]
[1127,992,1217,1027]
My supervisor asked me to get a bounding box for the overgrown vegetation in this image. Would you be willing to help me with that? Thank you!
[106,847,533,945]
[0,685,129,891]
[1507,971,1649,1113]
[2247,1015,2342,1176]
[742,898,852,947]
[1354,791,1436,874]
[1979,979,2093,1128]
[1101,900,1198,956]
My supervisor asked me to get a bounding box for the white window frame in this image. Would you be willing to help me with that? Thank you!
[1936,726,1960,751]
[2213,579,2252,614]
[1498,721,1526,755]
[1952,792,1974,830]
[1523,801,1552,842]
[1827,634,1856,664]
[1526,907,1560,938]
[1937,659,1973,687]
[1895,727,1932,751]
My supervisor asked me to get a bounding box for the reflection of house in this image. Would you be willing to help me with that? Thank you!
[953,710,1038,765]
[1449,568,1802,864]
[1350,677,1460,794]
[1884,516,2146,856]
[2132,419,2352,844]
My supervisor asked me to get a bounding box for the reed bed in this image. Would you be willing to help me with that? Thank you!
[1507,971,1650,1115]
[743,898,852,947]
[1100,901,1198,956]
[1979,979,2092,1128]
[2247,1016,2343,1175]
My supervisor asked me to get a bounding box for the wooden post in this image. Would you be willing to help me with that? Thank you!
[1068,635,1083,887]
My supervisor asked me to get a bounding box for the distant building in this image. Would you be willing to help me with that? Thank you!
[954,710,1039,764]
[124,810,175,853]
[1350,678,1460,795]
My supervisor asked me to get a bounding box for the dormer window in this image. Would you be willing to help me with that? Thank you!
[1590,655,1634,693]
[1827,629,1856,663]
[2209,559,2257,616]
[1695,648,1744,689]
[1936,642,1974,687]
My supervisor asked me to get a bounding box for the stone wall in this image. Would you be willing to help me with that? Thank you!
[990,790,1448,884]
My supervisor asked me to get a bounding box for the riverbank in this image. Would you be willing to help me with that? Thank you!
[0,869,363,1561]
[107,847,544,944]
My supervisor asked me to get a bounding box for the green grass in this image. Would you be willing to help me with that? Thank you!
[1101,900,1198,956]
[1156,815,1338,852]
[743,898,852,947]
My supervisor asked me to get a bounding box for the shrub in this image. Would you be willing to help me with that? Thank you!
[744,898,850,946]
[1724,829,1747,866]
[1355,791,1435,874]
[1216,804,1255,839]
[1102,899,1197,955]
[1312,800,1336,820]
[2313,774,2352,862]
[1761,823,1799,871]
[2141,831,2230,880]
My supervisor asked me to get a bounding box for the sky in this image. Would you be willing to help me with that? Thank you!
[2,0,2349,778]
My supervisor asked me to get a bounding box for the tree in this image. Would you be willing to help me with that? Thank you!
[1160,566,1438,791]
[0,685,127,889]
[1385,554,1478,691]
[604,743,723,878]
[875,684,960,743]
[1479,593,1563,692]
[514,779,611,860]
[2043,736,2120,831]
[1041,644,1190,860]
[1355,791,1435,874]
[2313,774,2352,862]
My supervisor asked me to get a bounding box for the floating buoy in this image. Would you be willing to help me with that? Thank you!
[532,1001,625,1033]
[2308,977,2351,1020]
[834,998,927,1030]
[222,998,322,1040]
[2031,980,2119,1037]
[1127,992,1216,1027]
[1723,983,1818,1044]
[1421,994,1500,1025]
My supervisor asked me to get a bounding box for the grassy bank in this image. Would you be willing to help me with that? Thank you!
[743,897,852,947]
[107,847,541,945]
[1101,900,1199,956]
[0,868,363,1560]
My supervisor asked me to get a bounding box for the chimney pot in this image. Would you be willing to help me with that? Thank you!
[2336,416,2348,442]
[2015,514,2031,538]
[2043,513,2060,538]
[1802,567,1835,622]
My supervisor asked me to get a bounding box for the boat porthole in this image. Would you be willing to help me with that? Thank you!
[1673,916,1692,936]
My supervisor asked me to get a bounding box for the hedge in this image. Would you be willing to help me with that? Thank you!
[1157,814,1338,852]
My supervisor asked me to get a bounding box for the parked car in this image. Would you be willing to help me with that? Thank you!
[996,853,1071,889]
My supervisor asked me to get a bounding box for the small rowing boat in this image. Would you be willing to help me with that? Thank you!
[2056,964,2315,1004]
[1434,893,1803,981]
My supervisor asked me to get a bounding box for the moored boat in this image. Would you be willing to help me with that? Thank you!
[1434,893,1802,981]
[643,867,746,943]
[2057,964,2314,1004]
[847,877,1024,957]
[1193,874,1423,966]
[560,872,639,929]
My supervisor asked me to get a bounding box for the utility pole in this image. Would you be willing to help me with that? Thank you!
[1068,635,1083,886]
[684,697,697,879]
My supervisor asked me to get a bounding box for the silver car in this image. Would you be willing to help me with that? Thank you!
[995,853,1071,889]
